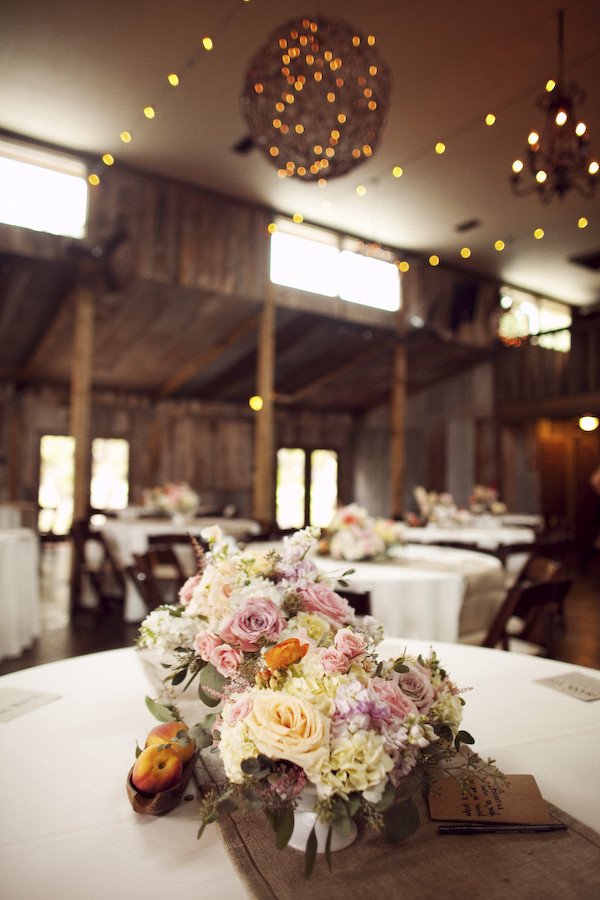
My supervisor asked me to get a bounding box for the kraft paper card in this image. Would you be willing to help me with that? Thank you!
[0,687,61,722]
[428,774,554,825]
[534,671,600,702]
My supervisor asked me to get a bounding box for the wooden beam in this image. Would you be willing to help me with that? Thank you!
[69,285,94,522]
[252,293,276,528]
[275,342,387,404]
[390,344,407,518]
[498,391,600,421]
[156,311,260,399]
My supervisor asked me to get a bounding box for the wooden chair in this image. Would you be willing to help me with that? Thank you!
[462,577,573,656]
[147,532,208,576]
[127,545,188,611]
[70,519,126,616]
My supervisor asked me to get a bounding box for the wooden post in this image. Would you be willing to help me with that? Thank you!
[252,291,276,528]
[69,284,95,523]
[390,343,407,518]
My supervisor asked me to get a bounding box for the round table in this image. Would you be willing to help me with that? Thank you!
[0,527,41,661]
[1,643,598,898]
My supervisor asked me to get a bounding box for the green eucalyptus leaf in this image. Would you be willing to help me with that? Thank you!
[241,757,271,779]
[456,729,475,746]
[392,661,409,673]
[197,663,227,707]
[346,793,361,817]
[199,712,218,731]
[325,826,333,872]
[305,826,318,879]
[276,805,295,850]
[383,798,420,844]
[145,695,176,722]
[171,667,188,686]
[373,780,396,812]
[135,742,142,759]
[331,799,352,837]
[264,807,278,831]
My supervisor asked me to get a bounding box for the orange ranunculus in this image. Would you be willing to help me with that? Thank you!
[264,638,309,671]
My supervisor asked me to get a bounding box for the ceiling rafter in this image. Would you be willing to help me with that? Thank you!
[155,311,260,399]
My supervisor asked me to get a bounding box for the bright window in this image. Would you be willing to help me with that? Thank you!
[498,286,571,352]
[0,139,88,238]
[276,447,338,529]
[270,220,400,311]
[38,435,130,534]
[91,439,129,511]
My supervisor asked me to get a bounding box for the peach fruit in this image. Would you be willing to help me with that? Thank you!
[145,721,196,764]
[131,744,183,794]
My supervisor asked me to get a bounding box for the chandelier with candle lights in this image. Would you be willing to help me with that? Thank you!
[240,15,392,182]
[510,10,598,202]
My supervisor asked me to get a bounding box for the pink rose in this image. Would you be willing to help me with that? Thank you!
[395,662,435,713]
[372,677,419,722]
[194,630,222,661]
[210,644,244,677]
[334,628,366,659]
[219,596,286,651]
[226,692,253,725]
[179,572,202,605]
[299,584,353,625]
[320,646,350,674]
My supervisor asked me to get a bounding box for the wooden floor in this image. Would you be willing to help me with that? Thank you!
[1,541,599,677]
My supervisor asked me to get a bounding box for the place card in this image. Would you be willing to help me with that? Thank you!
[534,671,600,702]
[428,774,553,825]
[0,687,61,722]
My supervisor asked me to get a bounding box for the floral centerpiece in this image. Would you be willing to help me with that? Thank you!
[468,484,508,516]
[319,503,406,561]
[148,481,200,517]
[411,487,472,527]
[135,526,502,876]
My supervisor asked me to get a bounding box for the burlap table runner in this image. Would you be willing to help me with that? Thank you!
[195,753,600,900]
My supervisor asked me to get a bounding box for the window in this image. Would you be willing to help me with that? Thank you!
[270,218,400,311]
[90,439,129,511]
[276,447,338,529]
[38,435,129,534]
[0,138,88,238]
[498,286,571,352]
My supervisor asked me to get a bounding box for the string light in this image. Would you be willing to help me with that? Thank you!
[392,165,403,177]
[429,255,440,266]
[102,153,114,166]
[88,173,100,186]
[167,73,179,86]
[249,395,263,411]
[485,114,496,126]
[533,227,544,239]
[434,142,446,154]
[120,131,132,143]
[460,247,471,259]
[143,106,155,119]
[578,217,588,228]
[202,36,214,51]
[494,240,505,251]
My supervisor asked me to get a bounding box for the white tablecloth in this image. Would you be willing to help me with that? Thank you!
[316,545,506,642]
[0,528,41,661]
[404,523,536,551]
[1,644,598,899]
[0,506,22,528]
[98,517,261,621]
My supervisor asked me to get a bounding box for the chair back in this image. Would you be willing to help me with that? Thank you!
[128,545,188,610]
[335,589,371,617]
[482,577,573,653]
[70,519,125,614]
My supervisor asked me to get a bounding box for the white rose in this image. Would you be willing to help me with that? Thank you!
[243,689,329,779]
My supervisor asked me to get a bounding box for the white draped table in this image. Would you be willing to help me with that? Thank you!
[315,544,506,642]
[0,527,41,661]
[1,644,598,899]
[97,517,261,621]
[403,523,536,551]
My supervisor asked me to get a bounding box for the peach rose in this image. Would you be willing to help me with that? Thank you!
[264,638,309,671]
[244,689,329,778]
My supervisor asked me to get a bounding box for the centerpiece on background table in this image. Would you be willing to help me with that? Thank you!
[132,526,502,876]
[468,484,508,517]
[409,487,473,528]
[317,503,407,561]
[145,481,200,522]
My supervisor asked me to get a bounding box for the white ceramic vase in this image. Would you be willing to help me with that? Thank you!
[288,787,358,853]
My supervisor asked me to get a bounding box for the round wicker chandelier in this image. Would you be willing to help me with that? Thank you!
[240,15,392,182]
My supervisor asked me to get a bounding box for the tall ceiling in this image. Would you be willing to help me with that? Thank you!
[1,0,600,308]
